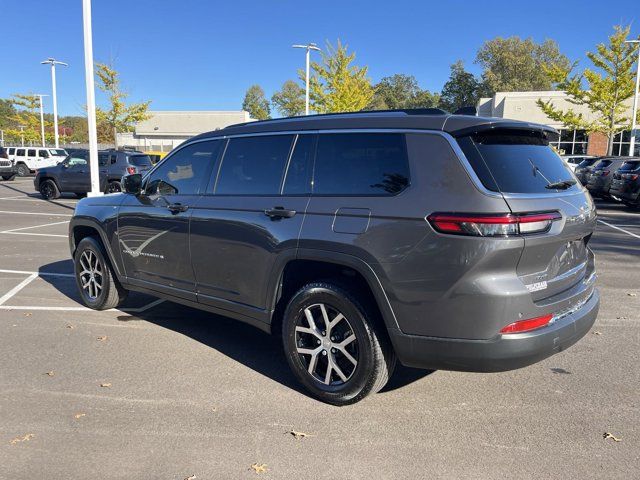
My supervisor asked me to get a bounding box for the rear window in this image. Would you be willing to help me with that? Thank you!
[129,155,153,167]
[577,158,599,168]
[592,160,612,169]
[457,129,578,194]
[618,161,640,172]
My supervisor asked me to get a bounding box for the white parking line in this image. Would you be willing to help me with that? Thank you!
[0,210,73,217]
[598,219,640,240]
[0,269,74,277]
[0,197,77,204]
[0,273,38,305]
[0,232,67,238]
[1,220,69,234]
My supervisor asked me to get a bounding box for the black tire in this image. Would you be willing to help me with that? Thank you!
[16,163,30,177]
[74,236,127,310]
[39,179,60,200]
[105,180,122,194]
[282,282,396,405]
[75,192,87,198]
[1,174,16,181]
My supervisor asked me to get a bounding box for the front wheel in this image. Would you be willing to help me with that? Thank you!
[105,181,122,194]
[16,163,30,177]
[282,282,396,405]
[39,179,60,199]
[74,237,127,310]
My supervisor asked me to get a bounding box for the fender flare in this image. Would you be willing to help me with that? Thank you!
[69,216,124,279]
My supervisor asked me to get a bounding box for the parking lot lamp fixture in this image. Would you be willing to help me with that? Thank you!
[625,39,640,157]
[292,43,321,116]
[81,0,102,196]
[40,58,68,148]
[35,94,49,147]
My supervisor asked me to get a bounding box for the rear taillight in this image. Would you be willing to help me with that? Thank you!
[427,212,562,237]
[126,166,136,174]
[602,170,610,176]
[500,314,553,334]
[628,174,639,181]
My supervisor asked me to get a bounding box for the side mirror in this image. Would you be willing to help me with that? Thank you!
[123,173,143,195]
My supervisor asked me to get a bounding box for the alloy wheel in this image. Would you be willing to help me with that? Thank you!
[78,250,103,300]
[41,183,54,198]
[295,303,359,386]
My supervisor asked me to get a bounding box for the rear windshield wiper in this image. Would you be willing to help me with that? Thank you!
[545,180,576,190]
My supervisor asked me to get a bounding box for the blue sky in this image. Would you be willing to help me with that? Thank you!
[1,0,638,116]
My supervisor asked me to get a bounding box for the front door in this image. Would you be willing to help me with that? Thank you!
[117,140,222,300]
[190,133,315,316]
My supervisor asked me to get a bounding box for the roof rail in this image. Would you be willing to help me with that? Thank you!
[453,106,477,116]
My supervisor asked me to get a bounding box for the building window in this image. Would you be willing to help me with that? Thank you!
[550,129,587,155]
[612,130,640,156]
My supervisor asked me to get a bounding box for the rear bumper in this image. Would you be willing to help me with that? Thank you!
[608,185,639,203]
[389,288,599,372]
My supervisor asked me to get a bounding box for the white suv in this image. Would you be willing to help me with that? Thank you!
[7,147,68,176]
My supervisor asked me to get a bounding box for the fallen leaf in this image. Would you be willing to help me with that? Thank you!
[97,336,107,341]
[603,432,622,442]
[627,292,637,297]
[23,312,32,317]
[99,383,112,388]
[591,331,602,335]
[288,429,313,439]
[551,368,571,374]
[66,324,74,329]
[74,413,86,419]
[616,316,628,320]
[250,463,268,474]
[211,406,217,412]
[45,371,55,377]
[10,433,35,445]
[184,475,197,480]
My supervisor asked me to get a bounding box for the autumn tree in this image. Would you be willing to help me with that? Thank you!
[95,62,151,147]
[271,80,305,117]
[4,94,50,145]
[476,36,570,94]
[537,25,640,155]
[242,85,271,120]
[307,40,373,113]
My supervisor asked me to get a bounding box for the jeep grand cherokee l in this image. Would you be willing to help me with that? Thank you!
[68,110,600,405]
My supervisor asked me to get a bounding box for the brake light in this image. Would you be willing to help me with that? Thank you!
[427,212,562,237]
[126,166,136,174]
[630,174,638,181]
[500,314,553,334]
[602,170,610,176]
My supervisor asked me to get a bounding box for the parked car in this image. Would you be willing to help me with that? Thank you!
[0,146,18,181]
[574,157,602,185]
[7,146,68,176]
[562,154,595,172]
[608,158,640,208]
[68,110,599,405]
[34,149,154,199]
[585,157,629,198]
[144,150,168,164]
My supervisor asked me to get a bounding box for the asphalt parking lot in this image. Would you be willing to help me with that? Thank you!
[0,177,638,479]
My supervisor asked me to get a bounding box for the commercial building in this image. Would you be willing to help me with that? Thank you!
[477,91,639,156]
[116,110,253,152]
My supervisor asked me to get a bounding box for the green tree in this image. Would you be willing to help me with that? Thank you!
[271,80,305,117]
[307,40,374,113]
[368,74,439,110]
[476,36,570,94]
[95,62,151,146]
[537,25,639,155]
[0,98,17,131]
[242,85,271,120]
[438,61,483,112]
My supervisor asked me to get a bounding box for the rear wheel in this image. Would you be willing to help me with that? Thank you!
[39,179,60,199]
[16,163,30,177]
[282,282,395,405]
[74,236,127,310]
[105,181,122,194]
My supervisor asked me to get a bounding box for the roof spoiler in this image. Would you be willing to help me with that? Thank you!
[453,106,477,116]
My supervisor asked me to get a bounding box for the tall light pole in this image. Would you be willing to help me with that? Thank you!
[40,57,68,148]
[82,0,102,196]
[35,94,49,147]
[292,43,320,115]
[625,39,640,157]
[18,125,26,147]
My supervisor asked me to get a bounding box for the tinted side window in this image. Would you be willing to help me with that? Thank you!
[216,135,294,195]
[146,141,221,196]
[313,133,410,195]
[16,149,25,156]
[283,134,316,195]
[98,153,110,166]
[28,149,36,156]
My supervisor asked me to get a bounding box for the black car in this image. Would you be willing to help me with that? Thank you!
[34,149,154,199]
[608,158,640,208]
[0,146,17,181]
[67,110,599,404]
[574,157,602,185]
[585,157,628,198]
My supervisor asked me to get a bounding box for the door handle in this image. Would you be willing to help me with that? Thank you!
[167,203,189,214]
[264,207,296,219]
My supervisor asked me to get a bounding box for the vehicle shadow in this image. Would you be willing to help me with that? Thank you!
[38,259,433,397]
[0,181,77,210]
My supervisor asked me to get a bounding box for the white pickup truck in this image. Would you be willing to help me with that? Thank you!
[7,147,68,176]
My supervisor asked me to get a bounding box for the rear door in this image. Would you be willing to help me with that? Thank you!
[457,128,597,306]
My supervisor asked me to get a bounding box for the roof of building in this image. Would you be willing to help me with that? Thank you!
[190,109,555,141]
[134,111,253,136]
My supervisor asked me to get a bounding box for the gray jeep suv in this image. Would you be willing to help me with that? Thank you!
[68,110,599,404]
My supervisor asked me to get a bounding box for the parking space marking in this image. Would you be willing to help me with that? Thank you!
[0,268,164,313]
[0,273,38,306]
[0,210,73,217]
[598,219,640,240]
[0,232,68,238]
[0,197,78,204]
[0,220,70,238]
